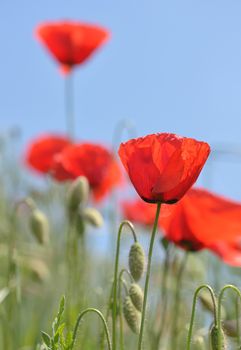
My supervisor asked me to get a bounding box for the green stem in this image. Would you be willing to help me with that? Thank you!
[100,280,114,350]
[65,73,74,139]
[112,220,137,350]
[236,295,240,345]
[118,271,129,350]
[217,285,241,350]
[137,202,161,350]
[154,245,171,349]
[171,252,189,350]
[186,284,217,350]
[71,308,112,350]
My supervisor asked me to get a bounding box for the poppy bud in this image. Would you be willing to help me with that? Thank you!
[82,208,103,228]
[67,176,89,213]
[210,325,226,350]
[123,296,141,334]
[129,283,143,312]
[129,242,145,281]
[30,209,49,244]
[193,336,205,350]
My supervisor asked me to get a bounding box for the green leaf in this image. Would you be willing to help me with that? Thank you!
[41,331,51,347]
[52,296,65,333]
[53,332,59,344]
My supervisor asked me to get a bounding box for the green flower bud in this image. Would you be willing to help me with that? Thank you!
[67,176,89,213]
[193,336,205,350]
[210,325,226,350]
[30,209,49,244]
[123,296,141,334]
[129,283,143,312]
[82,208,103,228]
[129,242,145,281]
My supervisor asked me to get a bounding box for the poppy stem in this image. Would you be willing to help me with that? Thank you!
[65,73,75,139]
[71,308,112,350]
[153,245,172,349]
[171,252,188,349]
[137,202,161,350]
[236,294,241,345]
[112,221,137,350]
[217,285,241,350]
[186,284,217,350]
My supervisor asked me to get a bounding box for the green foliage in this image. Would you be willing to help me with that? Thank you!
[40,296,72,350]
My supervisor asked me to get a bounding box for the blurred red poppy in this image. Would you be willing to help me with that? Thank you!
[122,198,171,227]
[160,188,241,265]
[36,21,110,74]
[118,133,210,204]
[25,134,71,175]
[58,143,122,200]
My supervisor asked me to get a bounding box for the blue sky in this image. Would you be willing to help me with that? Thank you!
[1,0,241,199]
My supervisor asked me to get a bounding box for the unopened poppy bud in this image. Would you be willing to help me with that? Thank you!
[30,209,49,244]
[129,283,143,312]
[82,208,103,228]
[210,325,226,350]
[123,296,141,334]
[193,336,205,350]
[129,242,145,281]
[67,176,89,212]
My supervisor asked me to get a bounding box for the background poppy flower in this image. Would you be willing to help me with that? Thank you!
[160,188,241,264]
[25,134,71,175]
[58,143,122,201]
[118,133,210,204]
[36,21,110,74]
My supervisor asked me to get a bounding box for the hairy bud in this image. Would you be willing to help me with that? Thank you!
[82,208,103,228]
[123,296,141,334]
[30,209,49,244]
[129,283,143,312]
[67,176,89,213]
[210,325,226,350]
[129,242,145,281]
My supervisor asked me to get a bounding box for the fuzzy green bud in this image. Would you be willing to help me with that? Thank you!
[193,336,205,350]
[67,176,89,213]
[129,283,143,312]
[123,296,141,334]
[129,242,145,281]
[210,325,226,350]
[82,208,103,228]
[30,209,49,244]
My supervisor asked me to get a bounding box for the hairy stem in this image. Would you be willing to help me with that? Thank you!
[186,284,217,350]
[112,220,137,350]
[137,202,161,350]
[71,308,112,350]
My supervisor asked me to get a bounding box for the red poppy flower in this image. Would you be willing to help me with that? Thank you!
[25,134,71,175]
[160,188,241,264]
[36,21,110,74]
[122,198,171,227]
[58,143,122,200]
[118,133,210,204]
